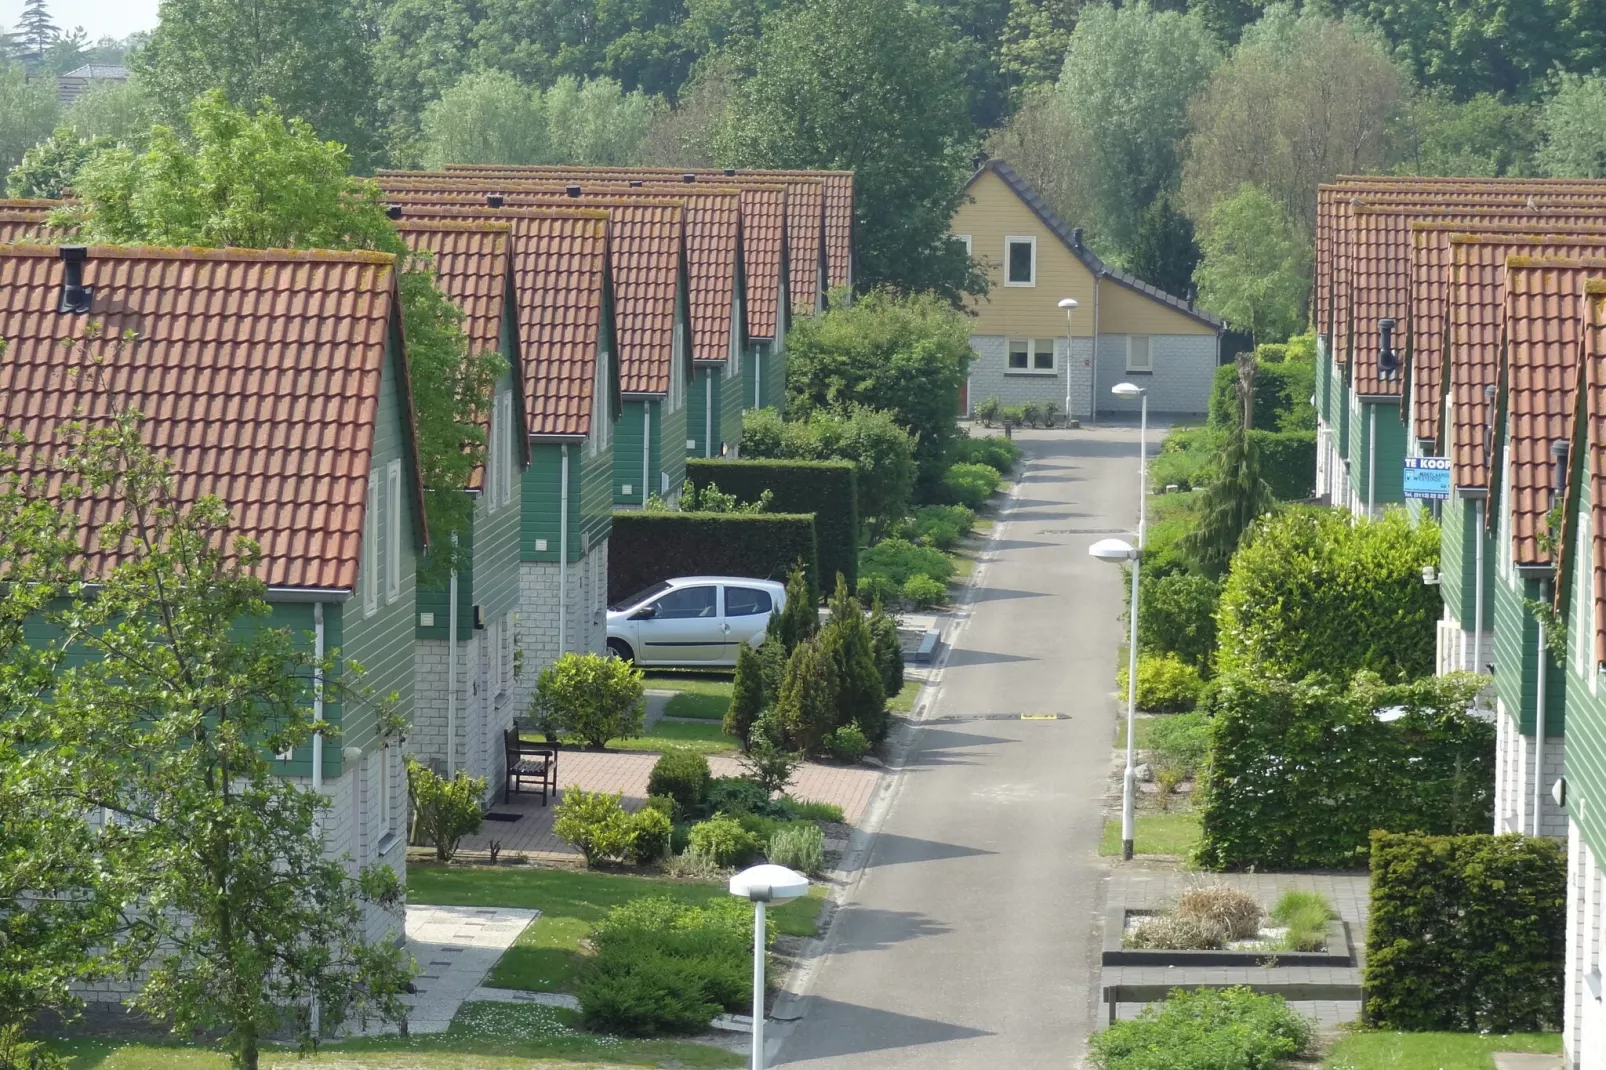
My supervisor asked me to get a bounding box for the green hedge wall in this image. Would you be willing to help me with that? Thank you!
[687,459,858,588]
[1195,672,1494,871]
[1365,831,1565,1033]
[608,513,820,605]
[1249,430,1315,501]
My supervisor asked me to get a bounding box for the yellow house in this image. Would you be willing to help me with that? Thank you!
[951,160,1223,419]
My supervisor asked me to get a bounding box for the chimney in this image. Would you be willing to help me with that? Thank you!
[1553,439,1571,508]
[386,204,402,220]
[1070,227,1084,249]
[486,193,504,208]
[682,173,696,183]
[722,168,736,177]
[1378,318,1399,380]
[565,184,582,198]
[58,246,92,314]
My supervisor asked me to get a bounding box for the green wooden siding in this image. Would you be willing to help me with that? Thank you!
[686,366,718,459]
[1564,479,1606,853]
[1317,337,1331,431]
[720,358,744,455]
[766,340,787,412]
[580,434,612,551]
[521,438,612,562]
[1493,570,1566,737]
[416,521,473,641]
[1345,398,1407,510]
[1440,492,1494,631]
[659,394,687,498]
[615,399,650,506]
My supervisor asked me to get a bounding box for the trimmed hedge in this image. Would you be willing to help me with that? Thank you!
[608,513,819,605]
[1365,831,1565,1033]
[1195,672,1494,871]
[1248,430,1315,501]
[687,459,858,588]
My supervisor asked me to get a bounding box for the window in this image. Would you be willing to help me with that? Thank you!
[363,474,378,617]
[499,391,514,507]
[724,586,773,617]
[590,349,612,456]
[1005,236,1036,286]
[952,234,972,256]
[1006,338,1056,374]
[486,396,501,515]
[1126,335,1153,373]
[652,585,718,619]
[386,460,402,603]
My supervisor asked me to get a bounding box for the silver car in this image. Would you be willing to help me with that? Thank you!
[605,576,788,667]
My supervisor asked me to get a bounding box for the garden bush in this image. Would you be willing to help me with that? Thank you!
[406,759,486,862]
[905,503,975,550]
[973,396,1001,426]
[1365,831,1565,1033]
[646,747,711,818]
[727,642,768,746]
[826,723,871,762]
[1268,891,1332,952]
[1207,344,1316,434]
[1115,652,1205,713]
[736,708,802,794]
[941,462,1001,508]
[1217,506,1439,683]
[608,512,819,606]
[1147,711,1211,775]
[1176,886,1260,940]
[859,538,953,589]
[768,565,819,653]
[553,788,634,867]
[950,434,1020,475]
[1149,427,1219,493]
[820,576,887,741]
[628,805,673,865]
[688,459,859,588]
[1195,672,1494,871]
[1137,571,1219,671]
[902,574,948,608]
[703,776,788,819]
[1124,913,1227,951]
[1248,429,1316,501]
[776,636,838,753]
[1088,987,1312,1070]
[687,813,763,868]
[768,823,826,876]
[868,600,904,698]
[856,572,900,605]
[536,652,646,750]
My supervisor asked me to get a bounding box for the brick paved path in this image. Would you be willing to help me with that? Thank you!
[448,749,882,863]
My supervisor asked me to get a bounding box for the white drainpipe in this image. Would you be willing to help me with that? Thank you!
[1090,275,1101,419]
[1473,500,1485,673]
[1367,406,1377,518]
[559,444,570,654]
[755,348,762,409]
[1535,610,1547,837]
[310,598,324,1037]
[705,373,714,457]
[447,538,458,777]
[642,403,652,505]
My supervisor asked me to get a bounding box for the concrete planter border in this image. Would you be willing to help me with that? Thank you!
[1101,906,1355,968]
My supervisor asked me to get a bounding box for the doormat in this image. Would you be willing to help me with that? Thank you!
[483,812,522,822]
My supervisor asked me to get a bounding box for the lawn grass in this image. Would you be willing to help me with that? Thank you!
[1323,1030,1561,1070]
[1112,714,1160,751]
[1098,811,1202,858]
[51,1002,741,1069]
[888,677,921,713]
[597,720,739,754]
[644,672,733,721]
[408,864,828,994]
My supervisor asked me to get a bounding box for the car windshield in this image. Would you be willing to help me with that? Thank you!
[610,580,672,611]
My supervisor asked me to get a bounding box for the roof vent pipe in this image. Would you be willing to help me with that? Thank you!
[1378,318,1400,380]
[486,193,504,208]
[1070,227,1084,250]
[58,245,92,314]
[386,204,403,220]
[1484,384,1498,467]
[1553,439,1571,510]
[722,167,736,177]
[565,184,582,198]
[682,173,696,183]
[628,180,644,187]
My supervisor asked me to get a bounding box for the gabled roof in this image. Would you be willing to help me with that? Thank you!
[386,205,616,439]
[1499,258,1606,567]
[737,186,785,340]
[61,64,128,80]
[397,220,526,490]
[0,211,48,244]
[965,160,1223,331]
[1410,221,1606,445]
[1571,282,1606,667]
[1446,236,1606,489]
[381,184,738,365]
[0,243,424,592]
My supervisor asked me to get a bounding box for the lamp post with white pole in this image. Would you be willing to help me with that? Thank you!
[1091,381,1147,861]
[1058,297,1079,425]
[730,863,809,1070]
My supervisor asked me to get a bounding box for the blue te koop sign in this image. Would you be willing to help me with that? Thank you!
[1403,457,1451,501]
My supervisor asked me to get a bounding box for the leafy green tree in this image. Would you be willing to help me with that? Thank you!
[923,0,1014,128]
[1187,0,1274,45]
[1192,184,1309,346]
[737,707,802,793]
[1137,571,1220,671]
[1217,505,1441,682]
[63,92,501,578]
[0,62,61,176]
[6,125,111,197]
[371,0,480,157]
[535,652,647,749]
[819,576,886,740]
[717,0,982,299]
[784,290,972,498]
[1182,355,1276,578]
[1537,73,1606,179]
[997,0,1083,93]
[63,77,160,145]
[1397,90,1538,177]
[1125,193,1200,300]
[776,636,837,753]
[19,412,411,1069]
[739,406,916,538]
[768,564,818,653]
[134,0,383,169]
[420,70,654,169]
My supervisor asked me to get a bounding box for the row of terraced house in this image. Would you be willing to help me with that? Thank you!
[1310,175,1606,1070]
[0,164,852,1001]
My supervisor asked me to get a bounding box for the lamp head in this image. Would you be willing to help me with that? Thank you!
[1089,537,1138,563]
[1058,298,1079,311]
[1111,382,1145,399]
[729,864,808,904]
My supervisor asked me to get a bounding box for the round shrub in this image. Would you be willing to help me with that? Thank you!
[942,461,1001,508]
[703,775,782,817]
[858,537,953,588]
[646,747,711,818]
[536,651,646,749]
[950,434,1020,474]
[406,759,487,863]
[628,805,673,865]
[902,573,947,609]
[768,823,826,876]
[1088,987,1312,1070]
[1115,652,1205,712]
[856,572,901,606]
[687,813,762,868]
[973,396,1001,427]
[553,787,633,867]
[826,723,871,762]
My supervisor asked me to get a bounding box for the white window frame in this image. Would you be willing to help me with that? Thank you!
[379,744,392,837]
[669,309,687,413]
[1126,335,1153,373]
[1004,236,1037,287]
[499,390,514,507]
[386,460,402,603]
[1005,337,1057,376]
[363,474,378,618]
[952,234,972,256]
[1499,474,1514,588]
[486,397,501,515]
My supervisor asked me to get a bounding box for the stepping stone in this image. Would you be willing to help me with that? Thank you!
[1492,1055,1562,1070]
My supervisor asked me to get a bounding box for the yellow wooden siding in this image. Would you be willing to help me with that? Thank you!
[1097,279,1216,337]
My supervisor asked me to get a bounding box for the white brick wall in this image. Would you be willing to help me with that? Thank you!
[1494,698,1567,838]
[1436,613,1493,675]
[411,609,520,807]
[1095,334,1216,416]
[1566,821,1606,1070]
[511,539,609,720]
[966,335,1091,418]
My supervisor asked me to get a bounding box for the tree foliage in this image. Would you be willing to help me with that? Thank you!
[1395,90,1538,178]
[0,62,61,177]
[819,576,886,741]
[5,125,111,197]
[1192,184,1309,344]
[420,70,655,169]
[1125,193,1200,301]
[1536,73,1606,179]
[1181,355,1276,577]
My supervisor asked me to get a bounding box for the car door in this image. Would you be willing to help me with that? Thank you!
[719,584,776,665]
[635,584,722,664]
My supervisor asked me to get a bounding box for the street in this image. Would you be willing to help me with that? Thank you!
[774,426,1141,1068]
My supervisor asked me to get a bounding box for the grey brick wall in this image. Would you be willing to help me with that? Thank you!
[1495,698,1566,838]
[511,539,609,720]
[411,608,520,807]
[1095,334,1217,416]
[1565,821,1606,1070]
[967,334,1093,419]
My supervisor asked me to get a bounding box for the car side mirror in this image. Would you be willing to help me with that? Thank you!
[630,605,658,620]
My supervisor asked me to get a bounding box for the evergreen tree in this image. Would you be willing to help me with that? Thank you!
[1182,354,1276,577]
[819,575,886,741]
[776,637,837,754]
[726,640,768,747]
[868,598,905,703]
[1126,194,1201,302]
[15,0,59,56]
[768,563,818,653]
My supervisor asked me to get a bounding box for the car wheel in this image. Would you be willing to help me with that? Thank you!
[606,638,636,664]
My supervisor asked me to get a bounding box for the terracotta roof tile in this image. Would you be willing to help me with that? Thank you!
[1411,222,1606,445]
[386,206,613,438]
[1577,284,1606,666]
[737,186,784,340]
[1447,237,1606,489]
[1501,259,1606,567]
[0,211,47,244]
[0,242,412,590]
[381,184,736,366]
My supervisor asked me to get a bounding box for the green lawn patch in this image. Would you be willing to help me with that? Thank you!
[1098,811,1202,858]
[1323,1031,1561,1070]
[645,672,733,721]
[888,678,921,713]
[601,720,739,754]
[408,864,827,994]
[52,1002,741,1068]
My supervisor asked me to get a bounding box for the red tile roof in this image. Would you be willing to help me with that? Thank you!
[1573,283,1606,665]
[737,185,784,340]
[380,184,738,366]
[1500,258,1606,566]
[0,211,47,244]
[1447,236,1606,489]
[386,205,615,439]
[1411,221,1606,445]
[0,242,421,591]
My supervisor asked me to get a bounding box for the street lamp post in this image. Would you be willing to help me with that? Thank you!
[1058,298,1079,426]
[1091,381,1147,861]
[729,863,809,1070]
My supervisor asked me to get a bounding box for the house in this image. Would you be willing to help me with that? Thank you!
[736,185,789,414]
[397,220,529,800]
[56,63,128,106]
[0,242,426,960]
[949,159,1223,421]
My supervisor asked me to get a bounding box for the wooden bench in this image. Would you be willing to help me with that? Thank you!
[503,729,557,805]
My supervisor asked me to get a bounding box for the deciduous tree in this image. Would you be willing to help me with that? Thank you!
[1191,184,1309,346]
[1537,73,1606,179]
[0,62,61,176]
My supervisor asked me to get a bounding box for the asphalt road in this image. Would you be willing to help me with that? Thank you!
[772,426,1139,1069]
